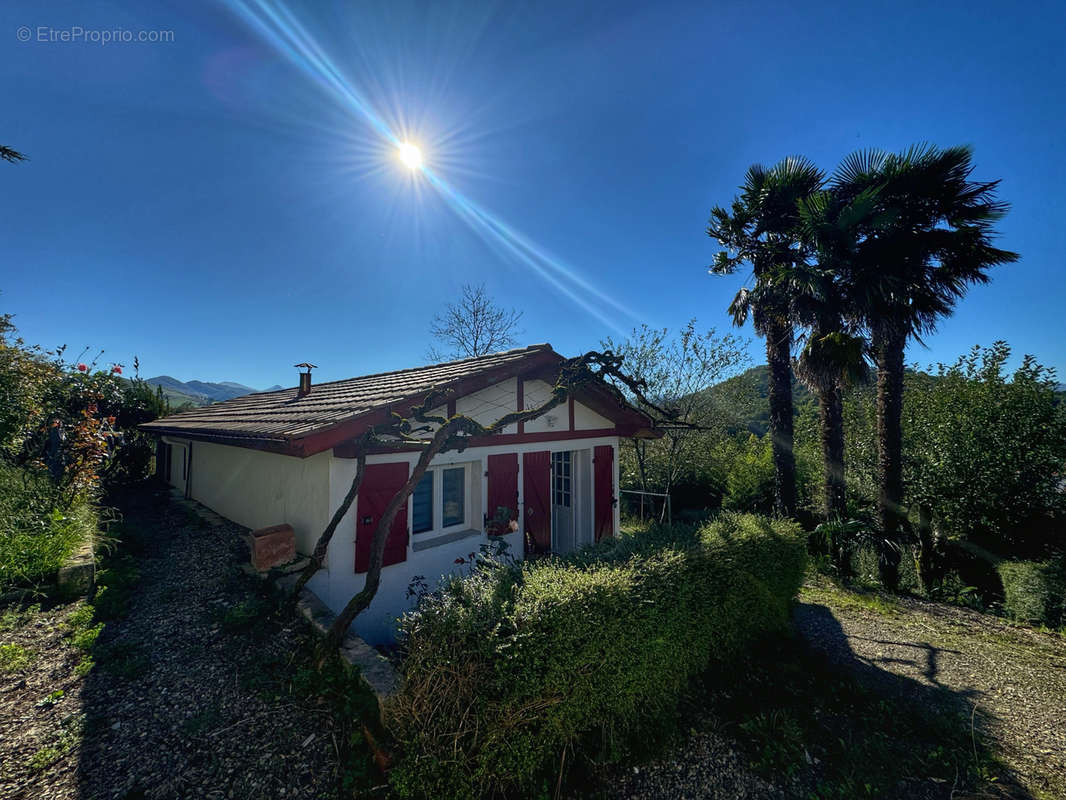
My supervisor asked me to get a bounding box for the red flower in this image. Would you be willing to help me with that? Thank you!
[111,365,122,375]
[77,363,88,372]
[106,416,116,425]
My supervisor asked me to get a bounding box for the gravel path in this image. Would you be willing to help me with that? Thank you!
[797,584,1066,799]
[605,728,777,800]
[0,487,345,800]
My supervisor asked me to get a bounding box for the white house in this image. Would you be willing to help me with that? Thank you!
[142,345,659,643]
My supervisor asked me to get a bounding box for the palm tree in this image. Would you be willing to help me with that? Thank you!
[709,157,824,518]
[830,144,1018,590]
[784,186,883,520]
[0,146,27,164]
[782,264,868,520]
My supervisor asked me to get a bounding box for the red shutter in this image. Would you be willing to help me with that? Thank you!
[593,445,615,542]
[523,450,551,554]
[486,453,519,536]
[355,462,410,574]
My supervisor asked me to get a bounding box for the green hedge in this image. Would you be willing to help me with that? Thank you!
[385,512,806,798]
[997,559,1066,626]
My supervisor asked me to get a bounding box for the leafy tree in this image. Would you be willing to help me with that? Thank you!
[0,313,61,458]
[427,283,523,361]
[709,157,824,517]
[601,320,749,516]
[830,145,1019,589]
[904,343,1065,587]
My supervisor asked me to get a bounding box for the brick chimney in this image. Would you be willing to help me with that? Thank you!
[294,362,317,397]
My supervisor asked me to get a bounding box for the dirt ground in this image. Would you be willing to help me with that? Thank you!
[797,582,1066,799]
[0,487,352,800]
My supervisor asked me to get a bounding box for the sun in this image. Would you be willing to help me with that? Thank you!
[398,142,423,170]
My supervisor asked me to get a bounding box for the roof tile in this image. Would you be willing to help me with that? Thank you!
[141,344,557,443]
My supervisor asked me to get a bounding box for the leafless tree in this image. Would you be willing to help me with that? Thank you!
[427,284,523,361]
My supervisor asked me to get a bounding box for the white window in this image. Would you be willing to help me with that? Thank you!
[411,463,470,535]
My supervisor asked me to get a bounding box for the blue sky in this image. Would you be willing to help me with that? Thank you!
[2,0,1064,388]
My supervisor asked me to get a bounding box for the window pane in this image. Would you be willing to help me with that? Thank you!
[442,467,465,527]
[412,472,433,533]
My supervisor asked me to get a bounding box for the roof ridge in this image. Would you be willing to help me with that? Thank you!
[252,343,554,396]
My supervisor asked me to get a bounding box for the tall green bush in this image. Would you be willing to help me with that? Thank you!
[997,559,1066,626]
[385,513,806,798]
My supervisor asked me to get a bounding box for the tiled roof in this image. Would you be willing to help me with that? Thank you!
[141,345,561,447]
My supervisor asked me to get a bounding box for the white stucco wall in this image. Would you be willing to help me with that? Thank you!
[573,402,612,430]
[403,377,602,437]
[187,441,330,555]
[523,379,565,433]
[319,435,620,644]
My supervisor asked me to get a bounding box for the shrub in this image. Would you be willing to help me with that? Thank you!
[997,559,1066,626]
[385,512,806,799]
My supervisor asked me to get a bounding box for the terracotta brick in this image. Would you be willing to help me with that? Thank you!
[247,523,295,571]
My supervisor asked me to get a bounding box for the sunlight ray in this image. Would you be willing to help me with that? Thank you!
[222,0,639,334]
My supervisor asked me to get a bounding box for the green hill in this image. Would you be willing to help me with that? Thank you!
[709,365,815,436]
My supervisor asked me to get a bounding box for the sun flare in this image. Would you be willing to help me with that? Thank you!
[398,142,423,170]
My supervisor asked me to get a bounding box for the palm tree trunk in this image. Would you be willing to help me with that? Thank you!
[875,324,907,591]
[818,384,846,519]
[765,318,796,517]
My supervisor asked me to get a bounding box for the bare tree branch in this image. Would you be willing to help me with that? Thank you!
[428,284,523,360]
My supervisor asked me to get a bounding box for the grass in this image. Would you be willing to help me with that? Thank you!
[216,597,266,630]
[27,746,62,773]
[801,576,902,617]
[26,713,84,773]
[91,554,140,619]
[0,603,41,631]
[0,641,34,672]
[56,527,144,681]
[0,462,97,589]
[228,588,380,793]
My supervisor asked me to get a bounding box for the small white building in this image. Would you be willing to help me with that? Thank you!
[143,345,658,643]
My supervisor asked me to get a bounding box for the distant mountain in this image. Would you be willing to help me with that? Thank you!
[263,384,285,392]
[185,380,259,402]
[145,376,271,407]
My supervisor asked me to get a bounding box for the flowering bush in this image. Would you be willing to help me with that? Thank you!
[1,314,167,495]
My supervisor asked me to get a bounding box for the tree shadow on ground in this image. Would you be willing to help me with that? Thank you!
[72,485,372,800]
[742,601,1034,799]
